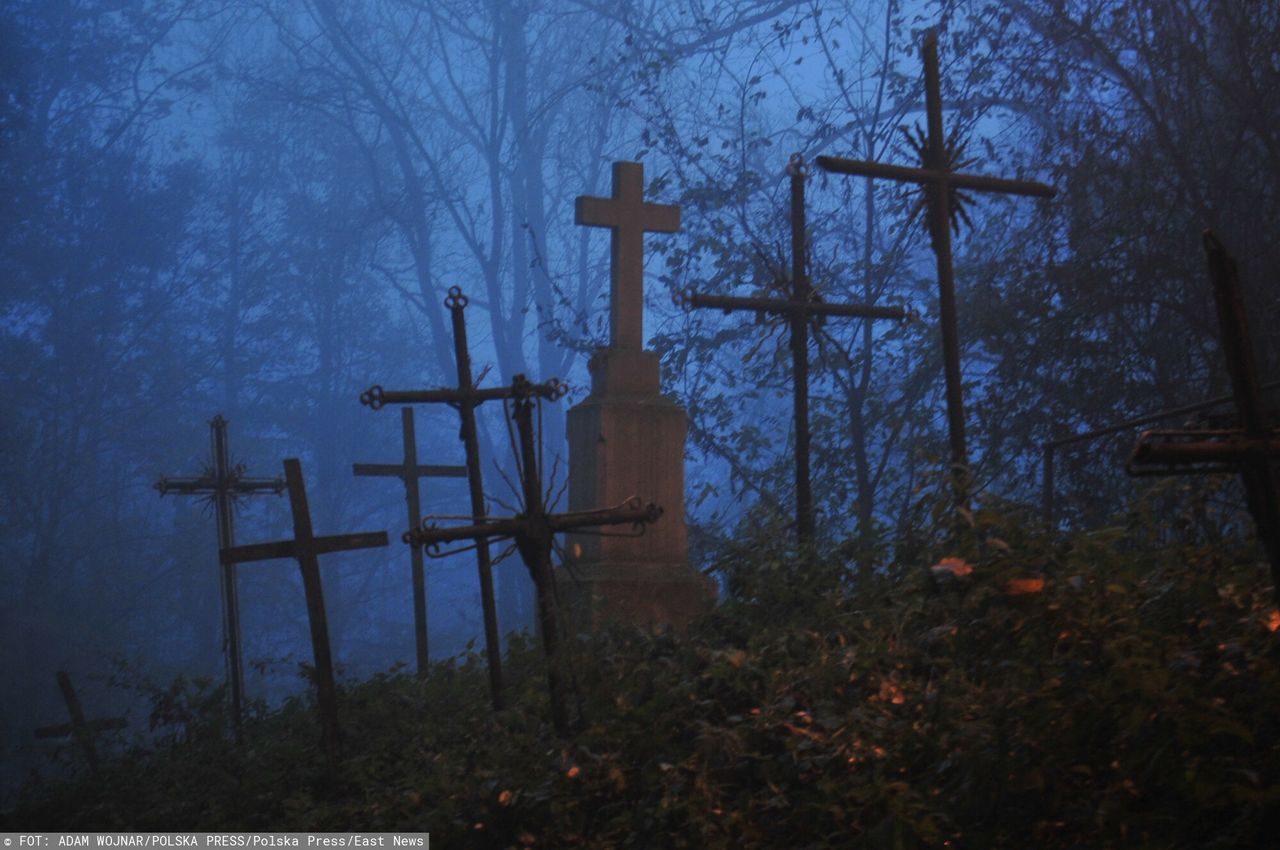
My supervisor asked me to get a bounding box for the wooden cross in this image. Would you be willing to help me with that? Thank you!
[220,458,388,759]
[576,160,681,351]
[677,155,911,545]
[817,31,1055,510]
[353,406,466,676]
[360,287,565,711]
[406,375,662,737]
[155,414,284,741]
[1128,231,1280,598]
[33,671,127,774]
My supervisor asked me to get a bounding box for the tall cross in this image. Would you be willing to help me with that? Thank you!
[155,415,284,741]
[406,375,662,737]
[360,287,565,711]
[576,160,681,350]
[33,671,127,775]
[677,155,912,545]
[352,406,466,676]
[817,31,1055,510]
[1128,231,1280,598]
[220,458,388,759]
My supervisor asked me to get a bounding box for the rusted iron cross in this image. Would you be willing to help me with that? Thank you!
[155,415,284,742]
[353,406,465,677]
[406,375,661,738]
[817,31,1055,511]
[1128,231,1280,598]
[33,671,127,775]
[677,155,911,546]
[220,458,388,759]
[360,287,564,711]
[576,160,681,351]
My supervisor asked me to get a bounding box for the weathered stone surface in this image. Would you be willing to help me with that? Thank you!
[561,349,714,630]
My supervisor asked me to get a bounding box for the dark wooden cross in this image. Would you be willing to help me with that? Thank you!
[360,287,565,711]
[677,154,911,545]
[576,160,681,351]
[1128,231,1280,598]
[406,375,661,738]
[155,414,284,741]
[817,31,1055,510]
[220,458,388,759]
[33,671,127,774]
[353,406,466,676]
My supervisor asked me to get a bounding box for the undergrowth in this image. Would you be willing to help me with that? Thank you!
[6,505,1280,848]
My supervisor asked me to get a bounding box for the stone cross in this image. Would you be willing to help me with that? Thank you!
[677,154,912,545]
[33,671,127,774]
[576,161,681,350]
[220,458,388,759]
[360,287,566,711]
[1128,231,1280,598]
[353,406,466,676]
[407,375,661,737]
[155,415,284,741]
[817,31,1055,511]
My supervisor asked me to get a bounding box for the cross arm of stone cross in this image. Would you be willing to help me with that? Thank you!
[815,156,1055,199]
[575,161,681,351]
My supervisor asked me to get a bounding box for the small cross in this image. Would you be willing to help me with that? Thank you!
[406,376,662,737]
[576,161,681,351]
[155,415,284,741]
[360,288,568,712]
[221,458,388,759]
[33,671,127,774]
[353,406,465,676]
[817,31,1054,511]
[678,155,911,546]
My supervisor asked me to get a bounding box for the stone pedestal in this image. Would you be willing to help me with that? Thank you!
[559,348,715,630]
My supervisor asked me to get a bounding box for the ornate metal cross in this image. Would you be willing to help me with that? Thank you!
[33,671,127,774]
[220,458,388,759]
[407,375,661,738]
[817,31,1055,510]
[154,415,284,741]
[677,155,911,545]
[1128,231,1280,598]
[353,406,465,676]
[360,287,566,711]
[576,160,681,351]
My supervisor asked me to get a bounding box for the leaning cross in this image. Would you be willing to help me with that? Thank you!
[360,287,565,711]
[677,154,911,545]
[220,458,388,759]
[155,415,284,741]
[33,671,127,774]
[353,406,466,676]
[817,31,1055,510]
[406,375,662,738]
[576,160,681,350]
[1128,231,1280,599]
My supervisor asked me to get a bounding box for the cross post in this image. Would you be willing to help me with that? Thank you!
[33,671,127,774]
[576,161,681,350]
[1127,231,1280,598]
[220,458,388,760]
[359,287,566,711]
[353,406,466,676]
[406,375,662,737]
[816,31,1055,511]
[155,415,284,742]
[677,155,912,545]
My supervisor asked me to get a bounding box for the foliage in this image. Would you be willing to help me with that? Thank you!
[7,508,1280,848]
